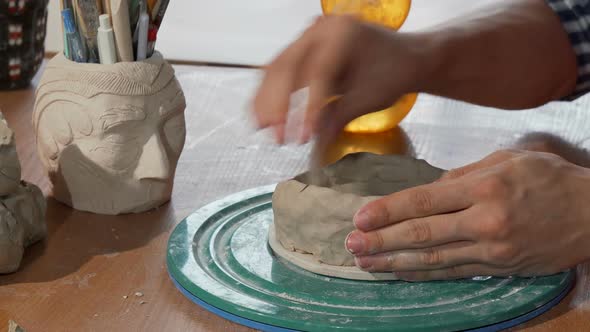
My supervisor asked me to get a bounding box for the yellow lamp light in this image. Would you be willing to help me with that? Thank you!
[321,0,417,134]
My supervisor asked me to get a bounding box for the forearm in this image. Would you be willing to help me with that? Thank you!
[412,0,577,109]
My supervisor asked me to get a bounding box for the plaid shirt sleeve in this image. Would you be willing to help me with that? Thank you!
[547,0,590,99]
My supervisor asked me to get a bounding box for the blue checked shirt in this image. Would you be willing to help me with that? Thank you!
[547,0,590,98]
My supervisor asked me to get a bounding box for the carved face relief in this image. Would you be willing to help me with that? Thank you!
[33,52,186,214]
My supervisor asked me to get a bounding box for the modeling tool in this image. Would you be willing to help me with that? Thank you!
[135,1,149,61]
[62,8,88,63]
[97,14,117,64]
[73,0,101,63]
[110,0,134,62]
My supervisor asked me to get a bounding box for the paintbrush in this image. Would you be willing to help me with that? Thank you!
[101,0,111,15]
[147,0,158,15]
[152,0,169,27]
[128,0,140,35]
[73,0,101,63]
[110,0,134,62]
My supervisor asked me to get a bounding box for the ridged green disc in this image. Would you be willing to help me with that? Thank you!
[167,185,574,332]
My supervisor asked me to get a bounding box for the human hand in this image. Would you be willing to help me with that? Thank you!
[252,15,430,144]
[345,150,590,280]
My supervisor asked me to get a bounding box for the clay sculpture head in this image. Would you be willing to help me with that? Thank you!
[33,52,186,215]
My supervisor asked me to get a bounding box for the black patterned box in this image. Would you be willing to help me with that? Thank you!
[0,0,48,90]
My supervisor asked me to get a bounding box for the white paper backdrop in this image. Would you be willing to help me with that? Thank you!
[46,0,495,66]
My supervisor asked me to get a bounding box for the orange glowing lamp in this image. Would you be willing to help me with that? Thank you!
[321,0,417,134]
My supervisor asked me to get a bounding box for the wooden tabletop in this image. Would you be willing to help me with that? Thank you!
[0,63,589,331]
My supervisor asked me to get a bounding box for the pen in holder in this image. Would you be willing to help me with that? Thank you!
[61,0,169,64]
[0,0,49,90]
[33,51,187,215]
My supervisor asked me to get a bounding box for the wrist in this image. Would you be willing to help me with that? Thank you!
[397,31,448,95]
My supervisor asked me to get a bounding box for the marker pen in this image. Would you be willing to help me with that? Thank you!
[97,14,117,64]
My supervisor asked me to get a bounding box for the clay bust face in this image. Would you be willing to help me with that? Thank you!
[33,52,186,214]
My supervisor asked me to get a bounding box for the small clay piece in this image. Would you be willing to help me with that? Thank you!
[0,115,47,274]
[33,51,186,215]
[0,181,47,274]
[0,116,21,196]
[270,153,444,280]
[8,320,26,332]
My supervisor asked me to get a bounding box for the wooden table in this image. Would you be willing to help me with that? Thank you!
[0,63,589,331]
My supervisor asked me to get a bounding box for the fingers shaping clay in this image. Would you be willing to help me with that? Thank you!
[270,153,444,280]
[0,115,47,274]
[33,52,186,215]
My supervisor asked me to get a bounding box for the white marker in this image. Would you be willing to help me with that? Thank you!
[97,14,117,64]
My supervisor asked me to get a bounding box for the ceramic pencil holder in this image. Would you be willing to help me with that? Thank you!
[33,51,187,215]
[0,0,48,90]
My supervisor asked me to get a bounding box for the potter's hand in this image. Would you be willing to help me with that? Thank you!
[253,1,576,145]
[345,150,590,281]
[252,16,425,144]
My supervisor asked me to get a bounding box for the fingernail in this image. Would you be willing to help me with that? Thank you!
[345,231,365,254]
[354,257,373,270]
[273,124,286,145]
[354,209,371,230]
[298,126,311,145]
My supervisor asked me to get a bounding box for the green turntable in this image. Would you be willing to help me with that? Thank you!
[167,185,574,332]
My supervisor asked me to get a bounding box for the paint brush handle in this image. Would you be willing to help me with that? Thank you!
[101,0,111,15]
[110,0,134,62]
[73,0,101,63]
[152,0,169,27]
